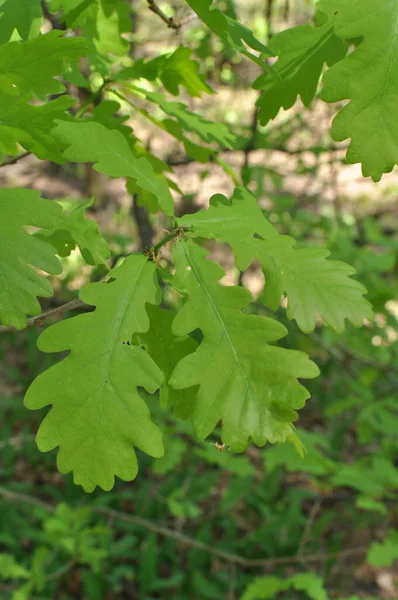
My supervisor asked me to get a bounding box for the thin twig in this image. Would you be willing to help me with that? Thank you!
[0,486,55,513]
[0,151,31,168]
[0,298,87,334]
[297,497,323,558]
[265,0,274,37]
[152,228,185,254]
[0,227,188,333]
[75,80,109,118]
[146,0,181,29]
[132,196,154,251]
[0,486,368,569]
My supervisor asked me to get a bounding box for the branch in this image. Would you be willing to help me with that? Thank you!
[0,151,31,168]
[146,0,181,29]
[151,226,190,255]
[0,486,368,569]
[75,79,109,118]
[0,486,55,513]
[0,298,87,334]
[0,227,187,334]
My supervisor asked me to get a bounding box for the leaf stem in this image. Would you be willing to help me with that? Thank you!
[0,298,88,334]
[146,0,181,29]
[152,227,186,254]
[75,80,109,119]
[0,230,185,332]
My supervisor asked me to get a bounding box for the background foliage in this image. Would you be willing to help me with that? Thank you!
[0,0,397,598]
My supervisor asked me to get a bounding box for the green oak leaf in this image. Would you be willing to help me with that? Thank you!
[53,120,174,216]
[116,46,212,97]
[242,573,328,600]
[141,46,211,97]
[162,118,214,163]
[320,0,398,181]
[0,0,42,43]
[0,31,88,98]
[51,0,129,57]
[118,96,214,164]
[177,187,373,333]
[169,240,319,452]
[143,89,236,149]
[367,531,398,567]
[90,100,136,142]
[82,0,131,56]
[185,0,273,68]
[254,20,347,125]
[38,198,110,265]
[241,576,286,600]
[24,255,164,492]
[52,0,97,28]
[161,46,212,97]
[133,305,198,420]
[0,553,30,581]
[0,189,63,329]
[0,95,74,163]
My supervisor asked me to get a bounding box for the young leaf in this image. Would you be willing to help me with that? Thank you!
[116,46,212,97]
[0,95,75,163]
[38,199,110,266]
[142,90,237,149]
[169,240,319,452]
[254,21,347,125]
[0,0,42,44]
[0,31,88,98]
[367,531,398,567]
[82,0,131,57]
[50,0,97,28]
[241,573,328,600]
[159,46,212,97]
[0,189,63,329]
[264,430,336,476]
[52,0,131,55]
[119,96,214,164]
[53,120,174,216]
[185,0,273,67]
[132,305,198,420]
[177,187,373,333]
[90,100,136,142]
[24,255,164,492]
[240,576,287,600]
[320,0,398,181]
[0,554,30,581]
[289,573,328,600]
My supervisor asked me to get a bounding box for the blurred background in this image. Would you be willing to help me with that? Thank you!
[0,0,397,598]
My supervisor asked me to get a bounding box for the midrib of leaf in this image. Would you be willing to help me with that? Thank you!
[87,259,147,478]
[275,26,334,82]
[181,242,253,404]
[0,115,55,132]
